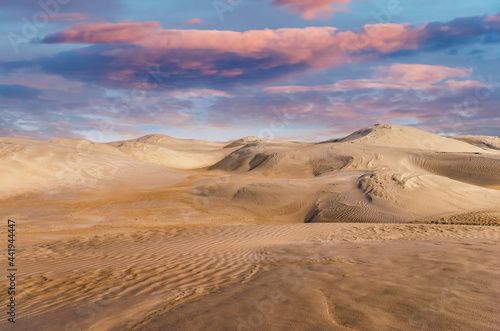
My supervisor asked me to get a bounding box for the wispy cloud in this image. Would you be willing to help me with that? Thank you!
[0,84,42,99]
[47,13,91,22]
[269,0,352,19]
[182,18,204,25]
[264,64,484,93]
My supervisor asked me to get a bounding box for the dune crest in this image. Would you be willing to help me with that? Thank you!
[330,124,487,152]
[451,135,500,151]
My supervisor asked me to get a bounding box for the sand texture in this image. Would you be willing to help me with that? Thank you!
[1,124,499,330]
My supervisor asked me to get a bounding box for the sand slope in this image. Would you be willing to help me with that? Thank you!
[0,138,187,200]
[330,124,487,153]
[2,124,500,227]
[3,224,499,330]
[451,135,500,151]
[207,125,500,224]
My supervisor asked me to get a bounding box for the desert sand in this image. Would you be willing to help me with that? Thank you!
[1,124,499,330]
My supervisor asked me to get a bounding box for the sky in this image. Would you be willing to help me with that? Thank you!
[0,0,499,142]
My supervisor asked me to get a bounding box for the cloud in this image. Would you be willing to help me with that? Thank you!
[47,13,91,22]
[40,21,428,62]
[42,21,162,44]
[0,84,42,99]
[182,18,204,25]
[270,0,352,19]
[485,14,500,25]
[0,15,496,102]
[1,13,499,141]
[0,73,85,92]
[417,14,500,51]
[41,13,498,56]
[0,83,209,141]
[21,14,496,90]
[1,75,498,141]
[377,64,471,86]
[0,0,121,22]
[265,64,484,93]
[205,77,500,139]
[168,89,232,98]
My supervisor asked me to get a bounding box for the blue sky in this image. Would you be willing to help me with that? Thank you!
[0,0,499,141]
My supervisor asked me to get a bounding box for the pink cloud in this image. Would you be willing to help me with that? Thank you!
[182,18,204,25]
[377,64,471,87]
[42,22,424,70]
[485,14,500,29]
[35,14,499,89]
[0,73,85,92]
[443,80,485,89]
[168,89,232,98]
[43,21,162,44]
[264,64,483,93]
[271,0,351,19]
[485,14,500,23]
[361,23,425,52]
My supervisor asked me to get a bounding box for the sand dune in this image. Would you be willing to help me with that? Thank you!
[51,135,233,170]
[205,125,500,224]
[106,140,234,169]
[451,134,500,151]
[1,125,500,330]
[328,124,487,153]
[110,133,226,150]
[2,124,500,227]
[0,138,187,200]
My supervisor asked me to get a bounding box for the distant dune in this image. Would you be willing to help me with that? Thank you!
[451,134,500,151]
[1,124,500,228]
